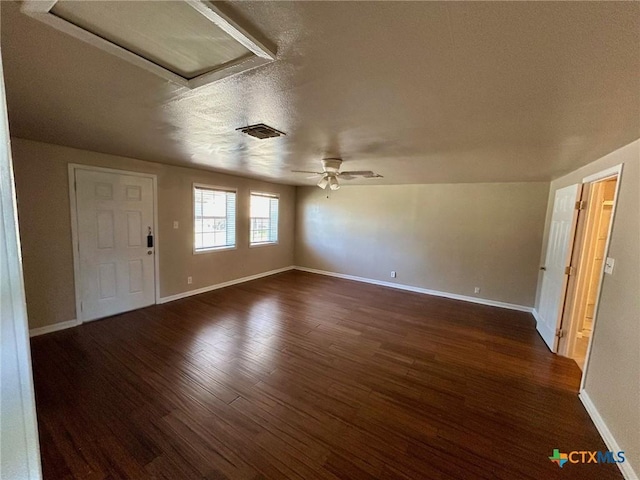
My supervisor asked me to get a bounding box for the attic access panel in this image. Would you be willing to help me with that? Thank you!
[21,0,276,89]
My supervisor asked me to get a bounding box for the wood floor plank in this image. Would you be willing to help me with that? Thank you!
[31,271,622,479]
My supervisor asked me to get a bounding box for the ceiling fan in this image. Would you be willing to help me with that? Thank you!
[292,158,383,190]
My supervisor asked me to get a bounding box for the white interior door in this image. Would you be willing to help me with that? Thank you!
[536,184,581,351]
[74,168,155,321]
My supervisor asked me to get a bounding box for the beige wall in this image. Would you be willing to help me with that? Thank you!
[295,182,549,307]
[536,139,639,474]
[11,138,295,329]
[13,133,638,471]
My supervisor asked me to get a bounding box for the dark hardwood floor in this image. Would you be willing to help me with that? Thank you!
[30,271,621,479]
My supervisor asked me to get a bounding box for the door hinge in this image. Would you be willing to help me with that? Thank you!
[564,266,575,275]
[80,301,83,312]
[555,328,564,338]
[575,200,586,210]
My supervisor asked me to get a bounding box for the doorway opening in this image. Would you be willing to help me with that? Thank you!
[558,166,621,381]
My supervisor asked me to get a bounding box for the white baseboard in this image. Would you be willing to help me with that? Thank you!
[294,266,533,313]
[158,266,295,304]
[29,266,531,337]
[579,390,638,479]
[531,308,542,323]
[29,267,296,334]
[29,318,80,337]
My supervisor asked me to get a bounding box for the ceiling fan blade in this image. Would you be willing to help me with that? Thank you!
[291,170,323,175]
[340,170,376,176]
[340,171,383,178]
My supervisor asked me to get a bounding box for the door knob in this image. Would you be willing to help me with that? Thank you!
[147,251,153,255]
[540,266,546,271]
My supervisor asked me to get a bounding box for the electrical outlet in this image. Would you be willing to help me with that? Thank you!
[474,287,481,294]
[391,271,397,278]
[173,221,179,229]
[187,276,192,284]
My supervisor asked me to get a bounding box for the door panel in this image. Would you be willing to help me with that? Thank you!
[98,262,117,299]
[75,169,155,321]
[126,211,142,246]
[537,184,580,351]
[97,210,115,248]
[128,259,143,293]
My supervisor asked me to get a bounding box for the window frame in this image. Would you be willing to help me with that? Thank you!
[249,191,279,247]
[192,183,237,254]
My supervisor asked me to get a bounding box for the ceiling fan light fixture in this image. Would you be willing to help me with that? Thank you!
[295,157,380,189]
[317,176,329,189]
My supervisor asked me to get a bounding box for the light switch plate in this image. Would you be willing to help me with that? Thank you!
[173,221,179,229]
[604,257,615,275]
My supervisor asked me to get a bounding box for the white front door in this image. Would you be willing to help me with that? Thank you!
[536,184,581,351]
[74,168,155,321]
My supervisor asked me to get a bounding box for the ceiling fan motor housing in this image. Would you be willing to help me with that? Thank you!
[322,158,342,173]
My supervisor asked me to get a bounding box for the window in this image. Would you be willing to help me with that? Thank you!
[250,193,279,245]
[194,185,236,251]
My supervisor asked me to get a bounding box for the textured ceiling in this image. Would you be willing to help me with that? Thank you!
[2,1,639,185]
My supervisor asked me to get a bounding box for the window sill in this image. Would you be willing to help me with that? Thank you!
[249,242,278,248]
[193,245,236,255]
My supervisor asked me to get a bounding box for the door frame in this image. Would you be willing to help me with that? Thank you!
[556,164,623,389]
[68,164,160,323]
[0,51,42,479]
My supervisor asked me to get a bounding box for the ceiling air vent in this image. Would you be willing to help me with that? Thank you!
[236,123,286,139]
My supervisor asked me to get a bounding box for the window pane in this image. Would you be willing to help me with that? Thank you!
[226,192,236,246]
[194,187,235,250]
[202,190,226,217]
[250,195,270,217]
[269,197,278,243]
[250,194,278,244]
